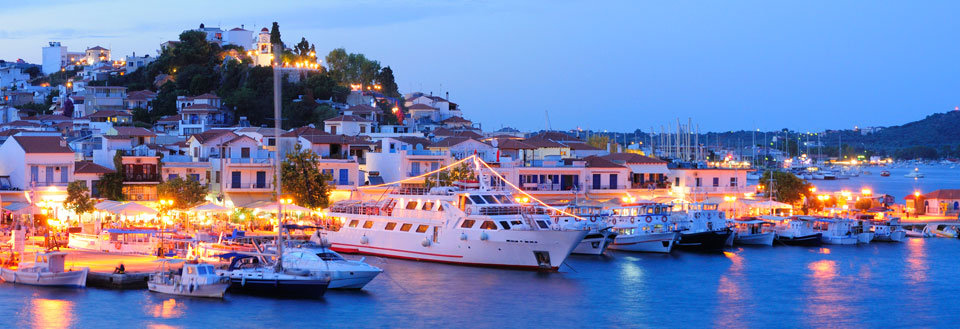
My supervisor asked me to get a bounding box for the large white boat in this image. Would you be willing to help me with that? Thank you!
[606,202,678,253]
[727,218,775,246]
[766,216,822,246]
[148,260,230,298]
[280,240,382,289]
[552,205,617,255]
[1,252,88,287]
[904,168,924,178]
[319,187,587,271]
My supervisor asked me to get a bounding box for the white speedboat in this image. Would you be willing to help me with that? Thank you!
[283,240,382,289]
[553,205,617,255]
[727,218,775,246]
[148,260,230,298]
[923,224,958,238]
[607,202,678,253]
[904,168,924,178]
[320,187,587,271]
[1,252,88,287]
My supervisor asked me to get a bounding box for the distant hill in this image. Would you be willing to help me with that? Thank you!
[851,110,960,151]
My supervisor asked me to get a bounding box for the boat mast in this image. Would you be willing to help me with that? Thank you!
[273,41,284,270]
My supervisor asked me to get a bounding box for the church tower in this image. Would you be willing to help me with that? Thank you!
[254,27,273,66]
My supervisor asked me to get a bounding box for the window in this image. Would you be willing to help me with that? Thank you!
[499,221,511,230]
[480,221,497,230]
[360,126,366,133]
[730,177,737,187]
[241,147,250,158]
[712,177,719,187]
[422,201,434,210]
[695,177,702,187]
[267,138,276,146]
[416,225,429,233]
[536,220,549,229]
[482,195,499,204]
[348,220,359,228]
[384,222,397,230]
[495,195,511,204]
[362,221,374,229]
[461,219,476,228]
[469,195,486,204]
[405,201,419,210]
[400,223,412,232]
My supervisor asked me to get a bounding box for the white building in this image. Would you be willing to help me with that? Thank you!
[224,27,253,50]
[123,54,157,74]
[251,28,274,66]
[324,115,373,136]
[0,136,75,190]
[365,139,453,184]
[42,42,68,75]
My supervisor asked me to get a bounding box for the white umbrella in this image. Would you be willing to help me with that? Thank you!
[94,200,124,212]
[256,203,312,213]
[190,202,230,213]
[111,202,158,216]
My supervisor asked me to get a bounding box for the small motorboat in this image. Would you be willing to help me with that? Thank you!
[284,240,383,289]
[148,260,231,298]
[728,218,775,246]
[923,224,958,238]
[880,170,891,177]
[0,252,88,287]
[674,203,732,251]
[606,203,677,253]
[553,205,618,255]
[904,168,924,178]
[768,216,823,246]
[217,252,331,298]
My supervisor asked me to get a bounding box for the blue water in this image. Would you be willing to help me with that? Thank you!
[2,238,958,328]
[809,164,960,200]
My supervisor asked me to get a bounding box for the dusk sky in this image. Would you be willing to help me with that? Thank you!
[2,0,959,132]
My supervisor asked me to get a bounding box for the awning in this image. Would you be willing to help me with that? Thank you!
[1,202,32,215]
[256,203,311,213]
[110,202,158,216]
[190,202,230,213]
[226,192,273,209]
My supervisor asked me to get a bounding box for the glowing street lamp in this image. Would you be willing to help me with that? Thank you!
[861,188,872,197]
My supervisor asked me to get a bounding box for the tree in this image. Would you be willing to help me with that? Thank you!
[64,181,95,215]
[425,162,477,188]
[281,144,332,209]
[759,171,812,205]
[294,37,311,57]
[62,97,74,118]
[377,66,400,98]
[855,198,873,211]
[587,135,610,150]
[270,22,282,45]
[132,107,151,124]
[97,151,126,201]
[157,176,208,210]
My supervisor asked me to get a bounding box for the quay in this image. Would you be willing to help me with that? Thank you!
[19,245,159,289]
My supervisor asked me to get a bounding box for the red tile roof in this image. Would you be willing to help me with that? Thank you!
[82,110,132,119]
[562,141,601,151]
[74,161,115,174]
[12,136,73,153]
[601,153,667,164]
[584,156,626,168]
[430,137,473,148]
[113,127,156,137]
[282,126,329,137]
[408,103,436,110]
[301,134,373,145]
[345,104,381,114]
[495,139,536,150]
[190,129,236,144]
[325,115,372,123]
[440,116,471,124]
[127,90,157,100]
[924,189,960,200]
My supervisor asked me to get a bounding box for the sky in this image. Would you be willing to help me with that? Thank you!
[2,0,959,133]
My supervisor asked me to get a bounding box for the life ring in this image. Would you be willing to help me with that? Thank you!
[465,208,472,215]
[707,213,713,220]
[630,217,635,224]
[590,217,597,223]
[645,216,652,223]
[661,216,668,223]
[114,241,122,250]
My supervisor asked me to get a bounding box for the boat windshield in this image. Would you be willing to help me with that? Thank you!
[316,252,345,261]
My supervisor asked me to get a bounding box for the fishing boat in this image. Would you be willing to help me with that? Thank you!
[148,259,230,298]
[880,170,890,177]
[673,203,732,251]
[0,252,88,287]
[867,217,907,242]
[767,216,822,246]
[811,218,860,245]
[922,224,959,238]
[320,185,587,270]
[216,252,331,298]
[727,218,775,246]
[552,205,617,255]
[904,168,924,178]
[280,240,382,289]
[606,202,678,253]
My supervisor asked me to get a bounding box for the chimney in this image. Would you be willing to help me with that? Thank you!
[446,91,449,101]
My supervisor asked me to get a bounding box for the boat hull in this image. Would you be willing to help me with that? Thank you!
[675,229,732,251]
[873,231,907,242]
[227,278,329,298]
[735,232,775,246]
[0,268,88,287]
[822,235,858,245]
[608,232,678,253]
[329,269,381,289]
[571,231,617,255]
[777,233,823,246]
[148,282,230,298]
[325,228,587,271]
[857,232,875,244]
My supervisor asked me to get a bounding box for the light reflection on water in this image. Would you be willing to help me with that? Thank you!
[0,239,958,327]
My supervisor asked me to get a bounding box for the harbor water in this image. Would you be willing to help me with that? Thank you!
[804,164,960,200]
[2,238,958,328]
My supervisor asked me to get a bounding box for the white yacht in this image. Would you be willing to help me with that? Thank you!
[673,203,732,251]
[811,218,864,245]
[766,216,822,246]
[606,202,678,253]
[319,187,587,270]
[148,260,230,298]
[283,240,382,289]
[552,205,617,255]
[904,168,924,178]
[1,252,88,287]
[866,216,907,242]
[727,218,775,246]
[216,252,331,298]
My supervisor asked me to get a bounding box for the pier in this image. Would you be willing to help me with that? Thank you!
[19,245,160,289]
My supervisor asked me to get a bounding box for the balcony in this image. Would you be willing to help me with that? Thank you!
[521,183,563,191]
[124,173,160,183]
[225,183,274,192]
[327,180,355,187]
[589,185,626,191]
[226,157,274,165]
[30,181,70,188]
[121,149,159,157]
[324,153,354,160]
[407,149,446,156]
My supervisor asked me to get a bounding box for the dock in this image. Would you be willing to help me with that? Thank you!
[18,246,162,289]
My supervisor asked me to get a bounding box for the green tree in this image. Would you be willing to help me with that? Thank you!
[424,162,477,188]
[377,66,400,98]
[855,198,873,211]
[270,22,282,45]
[157,176,208,210]
[587,135,610,150]
[64,181,95,215]
[281,144,332,209]
[97,151,126,201]
[759,171,812,205]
